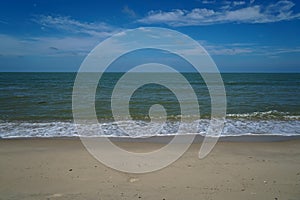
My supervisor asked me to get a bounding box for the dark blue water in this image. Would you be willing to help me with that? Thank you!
[0,72,299,138]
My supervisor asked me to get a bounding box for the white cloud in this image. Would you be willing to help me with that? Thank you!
[33,15,120,37]
[138,0,300,26]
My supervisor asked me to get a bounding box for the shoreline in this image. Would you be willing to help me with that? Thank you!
[1,134,300,143]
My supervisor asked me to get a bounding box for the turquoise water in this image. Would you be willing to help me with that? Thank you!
[0,72,299,137]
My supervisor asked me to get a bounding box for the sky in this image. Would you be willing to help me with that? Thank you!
[0,0,300,72]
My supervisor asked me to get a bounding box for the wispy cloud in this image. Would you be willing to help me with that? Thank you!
[201,0,216,4]
[138,0,300,26]
[33,15,120,37]
[0,34,100,57]
[262,47,300,56]
[0,19,8,24]
[200,41,254,55]
[232,1,246,6]
[3,15,123,58]
[199,41,300,56]
[0,32,299,67]
[122,5,136,18]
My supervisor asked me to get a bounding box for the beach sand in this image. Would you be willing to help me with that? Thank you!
[0,137,300,200]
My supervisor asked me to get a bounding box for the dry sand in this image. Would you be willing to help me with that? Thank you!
[0,137,300,200]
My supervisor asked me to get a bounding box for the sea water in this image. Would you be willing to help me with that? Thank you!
[0,72,299,138]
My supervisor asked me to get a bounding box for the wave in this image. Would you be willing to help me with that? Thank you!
[0,118,299,138]
[226,110,300,120]
[102,110,300,121]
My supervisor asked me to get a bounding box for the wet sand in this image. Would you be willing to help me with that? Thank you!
[0,137,300,200]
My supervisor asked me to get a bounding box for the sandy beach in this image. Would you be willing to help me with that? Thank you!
[0,137,300,200]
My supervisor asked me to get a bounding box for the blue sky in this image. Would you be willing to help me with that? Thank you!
[0,0,300,72]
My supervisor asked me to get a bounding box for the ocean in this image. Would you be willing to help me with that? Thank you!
[0,72,299,138]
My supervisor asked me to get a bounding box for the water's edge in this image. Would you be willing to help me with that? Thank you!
[2,134,300,143]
